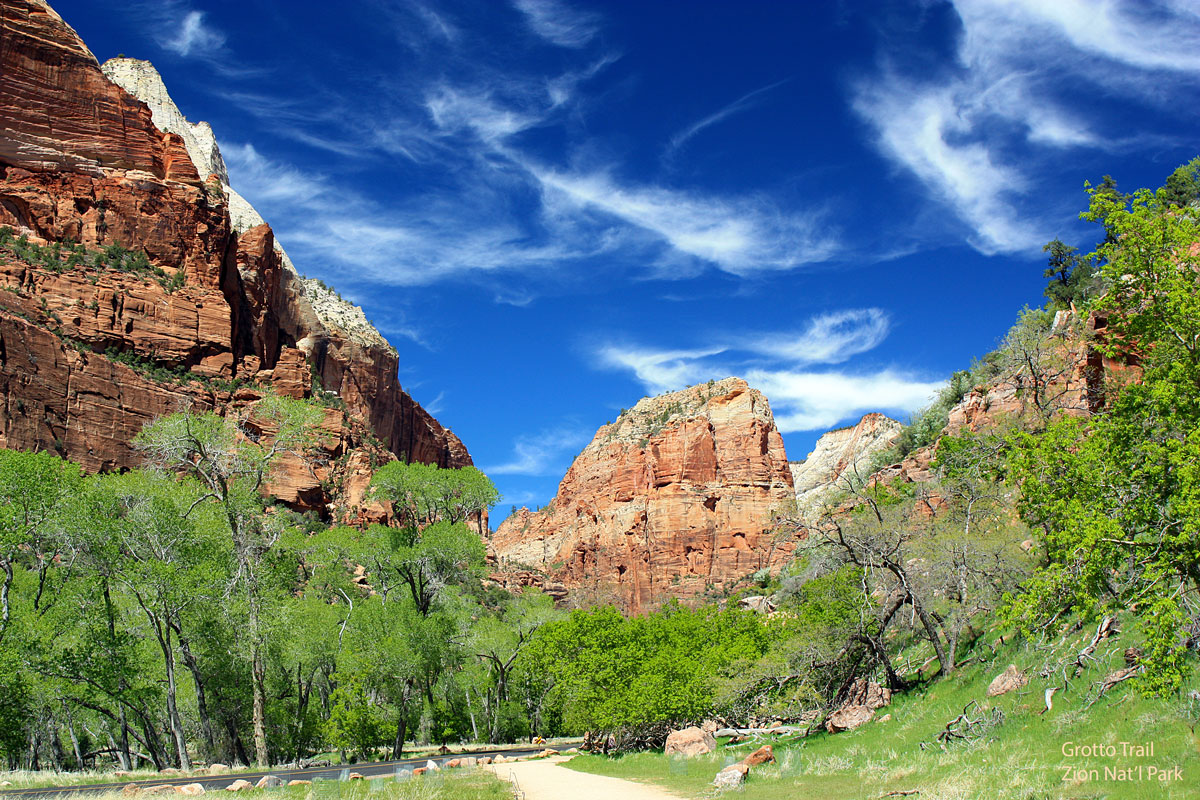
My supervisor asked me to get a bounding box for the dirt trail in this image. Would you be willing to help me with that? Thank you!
[488,756,688,800]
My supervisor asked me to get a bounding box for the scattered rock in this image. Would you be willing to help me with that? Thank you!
[739,595,777,614]
[665,726,717,758]
[445,759,461,769]
[986,665,1029,697]
[536,749,558,758]
[159,769,181,776]
[563,748,578,755]
[224,780,253,792]
[0,782,11,788]
[700,720,719,735]
[121,784,142,796]
[712,763,749,789]
[424,760,440,772]
[177,784,205,796]
[478,757,492,765]
[254,776,283,789]
[741,745,774,767]
[286,781,311,787]
[346,774,363,781]
[876,714,892,723]
[461,757,478,768]
[143,786,176,795]
[412,768,427,777]
[825,704,875,733]
[493,755,507,764]
[207,765,229,776]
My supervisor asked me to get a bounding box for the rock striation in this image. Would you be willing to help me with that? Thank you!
[0,0,469,517]
[491,378,797,613]
[790,412,901,521]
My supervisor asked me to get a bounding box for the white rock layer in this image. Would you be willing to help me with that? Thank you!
[790,412,902,521]
[99,58,392,353]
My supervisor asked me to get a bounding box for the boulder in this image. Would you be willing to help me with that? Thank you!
[846,678,892,710]
[177,784,205,796]
[286,781,311,787]
[461,757,478,768]
[143,786,176,796]
[254,776,283,789]
[537,749,558,758]
[159,769,181,776]
[412,768,427,777]
[493,755,507,764]
[121,786,141,796]
[665,726,717,758]
[346,774,363,781]
[825,704,875,733]
[445,759,461,769]
[741,745,774,767]
[424,760,440,772]
[876,714,892,723]
[207,765,230,776]
[986,665,1029,697]
[478,757,492,765]
[712,763,748,789]
[224,780,253,792]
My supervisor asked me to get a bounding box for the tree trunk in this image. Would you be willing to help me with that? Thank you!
[465,686,479,742]
[252,645,268,767]
[0,558,12,644]
[64,704,84,769]
[176,631,216,761]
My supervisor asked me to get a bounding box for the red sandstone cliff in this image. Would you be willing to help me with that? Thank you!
[491,378,797,613]
[0,0,469,517]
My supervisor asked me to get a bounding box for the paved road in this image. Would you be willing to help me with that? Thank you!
[1,745,576,799]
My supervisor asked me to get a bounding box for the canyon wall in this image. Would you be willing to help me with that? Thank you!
[790,412,901,521]
[0,0,469,519]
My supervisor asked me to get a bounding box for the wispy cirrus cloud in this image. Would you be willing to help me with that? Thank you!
[852,0,1200,255]
[665,79,789,160]
[596,309,941,432]
[486,425,592,475]
[163,10,225,57]
[512,0,600,48]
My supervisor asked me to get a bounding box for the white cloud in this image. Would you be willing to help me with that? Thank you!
[852,80,1043,254]
[486,426,592,475]
[666,79,789,158]
[595,309,941,433]
[163,10,226,57]
[530,167,839,275]
[853,0,1200,255]
[746,369,942,432]
[513,0,599,48]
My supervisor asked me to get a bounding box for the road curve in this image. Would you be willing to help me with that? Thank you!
[1,745,576,799]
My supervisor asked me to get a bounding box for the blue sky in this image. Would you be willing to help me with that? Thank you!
[56,0,1200,522]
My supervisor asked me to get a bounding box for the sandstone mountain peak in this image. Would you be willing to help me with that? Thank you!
[790,412,902,521]
[492,376,796,613]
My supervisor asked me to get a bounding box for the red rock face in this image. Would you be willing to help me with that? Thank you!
[491,378,797,613]
[0,0,199,183]
[0,0,469,516]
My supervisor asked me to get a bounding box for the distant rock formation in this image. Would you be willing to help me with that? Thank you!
[491,378,797,613]
[0,0,469,519]
[790,412,901,521]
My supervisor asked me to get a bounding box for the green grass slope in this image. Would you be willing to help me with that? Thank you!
[567,618,1200,799]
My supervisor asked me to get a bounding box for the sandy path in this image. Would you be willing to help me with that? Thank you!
[487,756,687,800]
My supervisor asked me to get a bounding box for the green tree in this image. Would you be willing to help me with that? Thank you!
[134,394,325,766]
[1005,164,1200,693]
[0,450,81,645]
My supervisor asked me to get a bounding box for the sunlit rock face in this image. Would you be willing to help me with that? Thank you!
[790,412,901,521]
[492,378,798,613]
[0,0,470,519]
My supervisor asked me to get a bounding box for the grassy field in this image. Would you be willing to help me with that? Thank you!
[0,740,574,791]
[567,622,1200,800]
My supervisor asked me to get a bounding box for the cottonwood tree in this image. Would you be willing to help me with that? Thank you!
[134,394,324,767]
[0,450,81,645]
